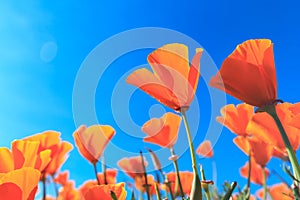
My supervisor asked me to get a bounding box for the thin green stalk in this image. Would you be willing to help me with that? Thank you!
[155,183,162,200]
[140,151,151,200]
[51,175,59,198]
[262,167,267,200]
[102,156,108,184]
[181,107,202,200]
[200,165,211,200]
[163,172,175,200]
[42,173,46,200]
[262,105,300,180]
[181,108,198,174]
[93,162,101,185]
[247,154,251,189]
[170,148,185,199]
[222,182,237,200]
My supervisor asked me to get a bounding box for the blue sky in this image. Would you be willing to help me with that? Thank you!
[1,0,300,198]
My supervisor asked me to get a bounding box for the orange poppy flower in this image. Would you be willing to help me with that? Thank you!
[247,103,300,155]
[217,103,254,136]
[0,140,52,173]
[117,156,148,179]
[233,136,273,166]
[97,168,118,184]
[24,130,61,156]
[12,140,52,172]
[256,183,293,200]
[240,159,269,185]
[126,43,203,111]
[45,141,73,175]
[84,182,127,200]
[57,180,80,200]
[196,140,214,158]
[210,39,277,107]
[0,167,40,200]
[142,112,181,148]
[79,169,118,197]
[54,171,69,186]
[73,125,115,164]
[166,171,193,195]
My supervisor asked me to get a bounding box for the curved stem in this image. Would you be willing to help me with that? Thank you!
[262,167,267,200]
[263,105,300,180]
[170,148,185,199]
[93,162,101,185]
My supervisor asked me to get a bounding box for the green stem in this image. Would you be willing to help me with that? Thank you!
[181,108,198,175]
[42,173,46,200]
[93,162,101,185]
[51,175,59,198]
[155,183,162,200]
[140,151,151,200]
[222,182,237,200]
[181,107,202,200]
[247,154,251,189]
[163,171,175,200]
[102,156,108,185]
[200,165,211,200]
[262,167,267,200]
[170,148,185,199]
[263,105,300,180]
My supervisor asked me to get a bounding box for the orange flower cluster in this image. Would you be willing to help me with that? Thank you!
[1,39,299,199]
[0,130,72,199]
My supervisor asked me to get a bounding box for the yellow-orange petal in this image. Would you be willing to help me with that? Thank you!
[210,39,277,107]
[84,183,127,200]
[126,68,180,110]
[35,149,52,172]
[24,130,61,152]
[73,125,115,163]
[216,103,254,136]
[0,167,40,200]
[0,147,14,173]
[196,140,214,158]
[127,44,202,111]
[12,140,39,169]
[142,112,181,148]
[148,43,190,81]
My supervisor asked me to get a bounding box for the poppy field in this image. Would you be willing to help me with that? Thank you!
[0,39,299,200]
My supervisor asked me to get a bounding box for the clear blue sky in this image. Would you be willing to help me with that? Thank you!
[1,0,300,198]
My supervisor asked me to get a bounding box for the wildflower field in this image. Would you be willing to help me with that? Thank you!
[1,1,300,200]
